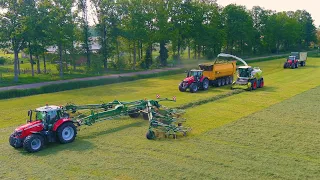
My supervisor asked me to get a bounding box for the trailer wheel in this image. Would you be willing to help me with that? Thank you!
[128,110,140,118]
[146,130,156,140]
[216,79,222,87]
[23,134,44,153]
[221,78,226,86]
[229,77,233,84]
[189,83,198,93]
[202,79,209,90]
[57,122,77,144]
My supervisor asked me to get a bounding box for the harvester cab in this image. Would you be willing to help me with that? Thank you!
[232,66,264,91]
[227,53,264,91]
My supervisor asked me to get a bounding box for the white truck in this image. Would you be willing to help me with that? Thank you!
[291,52,307,66]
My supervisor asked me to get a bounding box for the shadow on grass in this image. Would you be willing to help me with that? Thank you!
[80,121,145,140]
[262,86,278,92]
[17,138,95,156]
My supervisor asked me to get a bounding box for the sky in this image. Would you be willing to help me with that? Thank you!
[217,0,320,27]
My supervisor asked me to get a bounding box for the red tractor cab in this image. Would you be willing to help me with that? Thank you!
[9,105,76,153]
[284,56,298,69]
[179,70,209,93]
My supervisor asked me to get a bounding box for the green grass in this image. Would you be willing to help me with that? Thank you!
[0,57,320,179]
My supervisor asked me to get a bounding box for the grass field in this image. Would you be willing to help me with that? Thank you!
[0,57,320,179]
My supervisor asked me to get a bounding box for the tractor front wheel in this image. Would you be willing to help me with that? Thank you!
[291,63,295,69]
[146,130,156,140]
[57,122,77,144]
[23,134,44,153]
[190,83,198,93]
[202,79,209,90]
[179,83,186,92]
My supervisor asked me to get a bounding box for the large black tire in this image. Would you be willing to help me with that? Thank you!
[295,62,298,68]
[189,83,198,93]
[251,79,257,90]
[23,134,44,153]
[259,78,264,88]
[128,110,140,118]
[179,83,186,92]
[146,130,156,140]
[216,79,222,87]
[57,122,77,144]
[291,63,295,69]
[221,78,226,86]
[142,112,149,120]
[202,79,209,90]
[225,77,230,85]
[283,63,287,68]
[229,76,233,84]
[9,135,23,148]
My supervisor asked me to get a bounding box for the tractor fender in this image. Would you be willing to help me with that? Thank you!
[53,119,72,131]
[200,76,208,82]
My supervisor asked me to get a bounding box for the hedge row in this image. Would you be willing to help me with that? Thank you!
[0,69,186,100]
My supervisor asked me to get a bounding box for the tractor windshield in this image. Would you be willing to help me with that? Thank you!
[288,56,295,61]
[35,111,46,121]
[238,68,250,78]
[188,71,202,77]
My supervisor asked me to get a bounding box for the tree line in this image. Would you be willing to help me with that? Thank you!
[0,0,318,82]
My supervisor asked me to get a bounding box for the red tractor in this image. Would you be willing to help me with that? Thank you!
[283,56,299,69]
[9,105,76,153]
[179,70,209,93]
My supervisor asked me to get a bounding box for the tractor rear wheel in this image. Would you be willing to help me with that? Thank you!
[202,79,209,90]
[190,83,198,93]
[283,63,287,68]
[57,122,77,144]
[128,110,140,118]
[146,130,156,140]
[23,134,44,153]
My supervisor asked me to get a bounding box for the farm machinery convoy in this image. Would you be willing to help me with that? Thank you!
[9,53,267,153]
[179,53,264,92]
[9,97,190,153]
